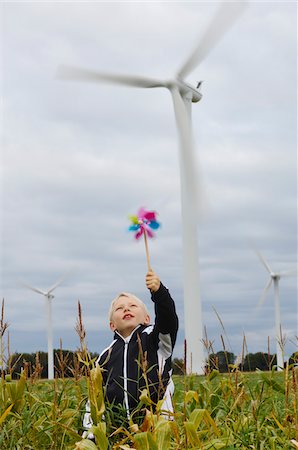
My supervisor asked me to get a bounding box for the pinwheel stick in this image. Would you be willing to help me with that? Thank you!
[143,230,152,271]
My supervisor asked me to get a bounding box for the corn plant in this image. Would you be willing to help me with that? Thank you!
[0,299,297,449]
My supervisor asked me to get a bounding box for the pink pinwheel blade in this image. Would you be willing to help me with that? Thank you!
[137,207,156,222]
[135,228,144,240]
[144,211,157,222]
[137,207,147,219]
[143,224,154,238]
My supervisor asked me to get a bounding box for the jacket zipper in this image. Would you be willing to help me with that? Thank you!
[116,326,141,419]
[123,341,130,419]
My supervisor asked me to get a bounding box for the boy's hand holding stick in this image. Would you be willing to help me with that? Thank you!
[146,270,160,292]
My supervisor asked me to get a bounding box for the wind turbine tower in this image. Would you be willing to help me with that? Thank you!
[22,275,67,379]
[256,250,296,371]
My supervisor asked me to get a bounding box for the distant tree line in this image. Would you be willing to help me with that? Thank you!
[207,351,278,373]
[172,350,298,375]
[7,349,99,380]
[5,349,298,379]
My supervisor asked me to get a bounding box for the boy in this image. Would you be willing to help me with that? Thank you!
[83,270,178,434]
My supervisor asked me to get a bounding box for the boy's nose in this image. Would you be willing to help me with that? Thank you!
[124,306,131,312]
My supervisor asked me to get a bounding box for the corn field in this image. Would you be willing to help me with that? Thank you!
[0,300,297,449]
[0,363,297,449]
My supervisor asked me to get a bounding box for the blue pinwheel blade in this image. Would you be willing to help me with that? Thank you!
[149,221,160,230]
[129,224,140,231]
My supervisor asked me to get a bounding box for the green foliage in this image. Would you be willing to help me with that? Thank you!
[0,372,84,449]
[0,364,297,449]
[172,368,297,449]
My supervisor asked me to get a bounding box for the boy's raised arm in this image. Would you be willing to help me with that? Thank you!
[146,270,178,342]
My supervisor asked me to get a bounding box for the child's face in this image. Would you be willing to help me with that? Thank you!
[109,295,150,338]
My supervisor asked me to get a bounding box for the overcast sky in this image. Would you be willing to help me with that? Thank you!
[1,1,297,363]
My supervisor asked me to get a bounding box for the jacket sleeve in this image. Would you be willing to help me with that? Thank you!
[151,282,179,347]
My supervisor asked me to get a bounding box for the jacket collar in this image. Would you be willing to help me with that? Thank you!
[114,324,147,343]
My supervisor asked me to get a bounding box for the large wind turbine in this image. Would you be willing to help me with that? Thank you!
[256,250,296,371]
[57,3,246,374]
[22,275,67,379]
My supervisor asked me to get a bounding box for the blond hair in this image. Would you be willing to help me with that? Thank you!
[109,292,149,321]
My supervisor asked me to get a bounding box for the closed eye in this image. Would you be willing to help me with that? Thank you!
[115,306,124,311]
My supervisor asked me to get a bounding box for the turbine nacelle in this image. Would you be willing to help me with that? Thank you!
[176,79,203,103]
[166,78,203,102]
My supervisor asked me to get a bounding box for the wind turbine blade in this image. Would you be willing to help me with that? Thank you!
[47,272,69,295]
[19,281,46,296]
[255,249,273,275]
[257,277,273,309]
[170,86,201,218]
[278,269,297,278]
[57,65,165,89]
[177,2,247,79]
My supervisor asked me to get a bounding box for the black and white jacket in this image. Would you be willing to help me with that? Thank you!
[83,283,178,432]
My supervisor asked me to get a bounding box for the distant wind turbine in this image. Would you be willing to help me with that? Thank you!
[21,274,67,379]
[256,250,297,371]
[57,2,247,374]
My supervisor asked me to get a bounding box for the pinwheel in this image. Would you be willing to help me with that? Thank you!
[128,207,160,270]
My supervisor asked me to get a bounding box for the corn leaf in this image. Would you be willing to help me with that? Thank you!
[261,373,285,394]
[75,439,98,449]
[0,402,14,425]
[133,431,150,450]
[207,369,219,381]
[155,420,172,450]
[139,389,154,406]
[185,390,199,404]
[184,421,200,446]
[88,365,105,423]
[271,414,285,432]
[202,409,220,436]
[189,408,205,429]
[147,433,159,450]
[91,423,109,450]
